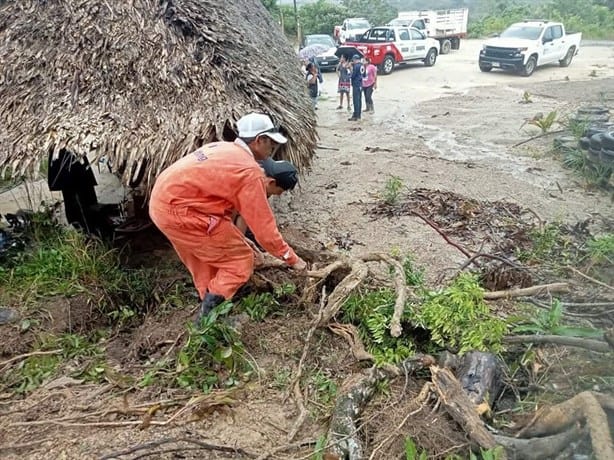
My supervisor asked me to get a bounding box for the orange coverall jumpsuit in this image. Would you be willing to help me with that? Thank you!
[149,141,299,300]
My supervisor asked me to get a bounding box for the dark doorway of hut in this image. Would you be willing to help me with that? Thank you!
[47,148,126,240]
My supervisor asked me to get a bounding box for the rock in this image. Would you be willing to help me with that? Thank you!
[0,307,19,325]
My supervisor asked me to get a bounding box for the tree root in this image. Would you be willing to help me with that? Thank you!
[493,426,583,460]
[516,391,614,460]
[324,355,436,460]
[328,323,374,361]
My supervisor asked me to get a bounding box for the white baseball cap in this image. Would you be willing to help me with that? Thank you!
[236,113,288,144]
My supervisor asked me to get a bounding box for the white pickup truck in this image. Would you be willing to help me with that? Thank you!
[478,21,582,76]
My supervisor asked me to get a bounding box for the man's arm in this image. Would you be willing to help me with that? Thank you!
[234,175,300,266]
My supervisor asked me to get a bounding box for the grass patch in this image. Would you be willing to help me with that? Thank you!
[4,333,106,393]
[0,214,192,319]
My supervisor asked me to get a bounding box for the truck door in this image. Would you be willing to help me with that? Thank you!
[409,28,428,59]
[397,28,413,60]
[541,26,563,64]
[550,25,566,60]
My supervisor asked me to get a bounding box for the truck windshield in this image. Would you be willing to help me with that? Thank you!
[500,25,543,40]
[305,35,335,48]
[361,28,391,42]
[348,20,370,30]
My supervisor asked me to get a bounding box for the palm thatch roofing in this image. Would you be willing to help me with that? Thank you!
[0,0,318,193]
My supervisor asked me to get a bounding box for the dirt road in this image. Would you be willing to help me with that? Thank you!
[278,39,614,278]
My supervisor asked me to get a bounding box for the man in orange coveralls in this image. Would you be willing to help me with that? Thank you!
[149,113,307,323]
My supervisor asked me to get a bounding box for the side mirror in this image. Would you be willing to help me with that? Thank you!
[543,37,553,44]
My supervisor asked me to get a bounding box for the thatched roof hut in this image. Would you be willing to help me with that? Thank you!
[0,0,318,193]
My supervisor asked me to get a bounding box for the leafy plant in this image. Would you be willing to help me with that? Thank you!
[402,255,425,288]
[469,446,506,460]
[528,111,557,134]
[417,273,507,354]
[8,333,105,393]
[239,283,296,321]
[512,300,604,339]
[519,91,533,104]
[342,288,415,365]
[404,437,428,460]
[311,434,327,460]
[383,176,404,206]
[175,301,247,391]
[586,233,614,265]
[308,370,338,408]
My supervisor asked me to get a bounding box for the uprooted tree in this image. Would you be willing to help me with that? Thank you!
[258,235,614,460]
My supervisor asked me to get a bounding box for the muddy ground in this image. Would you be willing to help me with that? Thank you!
[1,40,614,459]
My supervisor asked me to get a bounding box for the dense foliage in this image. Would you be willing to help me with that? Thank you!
[261,0,614,40]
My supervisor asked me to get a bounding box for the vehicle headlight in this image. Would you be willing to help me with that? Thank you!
[517,47,528,52]
[482,44,487,51]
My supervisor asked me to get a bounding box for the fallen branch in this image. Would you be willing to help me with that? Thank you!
[287,286,328,442]
[98,437,257,460]
[326,356,435,460]
[411,210,475,260]
[483,282,569,300]
[512,129,566,148]
[503,335,611,353]
[566,266,614,292]
[317,144,340,151]
[430,366,502,454]
[0,439,52,454]
[362,253,408,337]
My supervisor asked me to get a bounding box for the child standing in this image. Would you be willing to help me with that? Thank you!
[336,56,352,111]
[305,62,319,110]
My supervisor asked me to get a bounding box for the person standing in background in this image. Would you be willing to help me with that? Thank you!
[362,57,378,113]
[336,55,352,111]
[348,54,365,121]
[306,62,319,110]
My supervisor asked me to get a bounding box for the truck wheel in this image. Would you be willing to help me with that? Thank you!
[559,46,575,67]
[440,39,452,55]
[424,48,437,67]
[520,56,537,77]
[381,55,395,75]
[451,38,460,50]
[479,63,492,72]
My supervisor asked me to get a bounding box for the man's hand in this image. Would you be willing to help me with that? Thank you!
[291,257,308,271]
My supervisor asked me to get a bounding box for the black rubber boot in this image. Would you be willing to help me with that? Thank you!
[195,293,225,325]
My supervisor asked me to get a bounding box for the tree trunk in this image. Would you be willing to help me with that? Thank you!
[457,351,504,407]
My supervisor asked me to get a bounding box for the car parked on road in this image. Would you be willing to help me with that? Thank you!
[300,34,339,71]
[479,20,582,76]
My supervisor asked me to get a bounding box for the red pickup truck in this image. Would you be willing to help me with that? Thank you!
[343,26,440,75]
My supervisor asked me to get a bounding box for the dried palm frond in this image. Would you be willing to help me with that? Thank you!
[0,0,318,194]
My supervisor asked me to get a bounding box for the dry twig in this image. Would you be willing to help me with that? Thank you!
[483,282,569,300]
[503,335,611,353]
[98,437,257,459]
[287,285,328,442]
